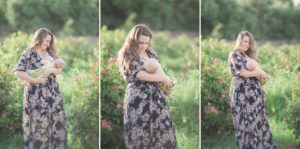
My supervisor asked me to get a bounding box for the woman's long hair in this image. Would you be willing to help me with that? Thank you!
[28,28,57,58]
[234,31,258,61]
[118,24,153,73]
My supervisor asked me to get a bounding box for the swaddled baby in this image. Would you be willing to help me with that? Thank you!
[143,58,175,96]
[246,58,267,85]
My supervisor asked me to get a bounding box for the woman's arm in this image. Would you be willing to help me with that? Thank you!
[42,67,63,76]
[239,67,264,78]
[15,71,46,84]
[136,70,172,86]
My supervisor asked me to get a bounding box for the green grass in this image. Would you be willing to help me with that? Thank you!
[0,133,83,149]
[270,119,300,148]
[0,134,23,149]
[169,70,199,149]
[202,118,300,149]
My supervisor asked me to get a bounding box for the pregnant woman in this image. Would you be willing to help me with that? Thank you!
[117,24,178,148]
[15,28,67,149]
[228,31,276,149]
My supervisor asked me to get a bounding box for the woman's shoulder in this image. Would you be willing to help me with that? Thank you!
[147,50,159,59]
[230,49,243,58]
[20,48,35,57]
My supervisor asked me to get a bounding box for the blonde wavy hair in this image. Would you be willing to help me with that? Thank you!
[118,24,153,73]
[234,31,258,61]
[28,28,57,58]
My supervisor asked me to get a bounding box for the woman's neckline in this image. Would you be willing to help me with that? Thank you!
[139,51,151,60]
[33,49,50,59]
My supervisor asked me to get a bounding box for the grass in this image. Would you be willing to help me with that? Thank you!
[0,133,83,149]
[0,134,23,149]
[202,117,300,149]
[169,70,199,149]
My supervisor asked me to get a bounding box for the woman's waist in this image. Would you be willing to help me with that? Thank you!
[126,80,159,89]
[232,76,259,84]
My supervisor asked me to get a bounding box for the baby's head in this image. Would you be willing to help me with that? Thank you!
[246,60,258,71]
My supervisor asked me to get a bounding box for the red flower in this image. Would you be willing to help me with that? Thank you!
[109,57,117,63]
[209,106,219,115]
[102,120,113,131]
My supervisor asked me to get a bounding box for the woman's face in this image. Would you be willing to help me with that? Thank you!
[40,34,52,51]
[240,35,250,52]
[137,35,150,53]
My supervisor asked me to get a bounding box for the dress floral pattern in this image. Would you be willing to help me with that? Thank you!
[15,49,67,149]
[122,51,178,149]
[229,49,276,149]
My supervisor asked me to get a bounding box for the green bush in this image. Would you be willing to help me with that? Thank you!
[201,39,233,135]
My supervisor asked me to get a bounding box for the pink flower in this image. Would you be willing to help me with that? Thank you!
[109,57,117,63]
[117,102,123,109]
[102,120,113,131]
[208,102,211,106]
[221,93,225,98]
[209,106,219,115]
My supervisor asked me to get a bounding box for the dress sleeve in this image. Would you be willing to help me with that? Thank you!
[124,59,144,82]
[230,50,246,75]
[15,50,30,72]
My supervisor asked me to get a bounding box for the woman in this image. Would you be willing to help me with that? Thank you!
[228,31,276,149]
[118,24,178,148]
[15,28,67,149]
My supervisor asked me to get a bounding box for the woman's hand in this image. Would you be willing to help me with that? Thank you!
[162,76,172,88]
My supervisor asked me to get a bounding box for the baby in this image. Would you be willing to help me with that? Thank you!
[29,55,63,78]
[246,58,267,85]
[143,58,175,96]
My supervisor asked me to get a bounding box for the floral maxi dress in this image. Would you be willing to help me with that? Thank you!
[15,49,67,149]
[229,49,276,149]
[122,52,178,149]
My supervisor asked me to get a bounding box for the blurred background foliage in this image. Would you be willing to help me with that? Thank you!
[202,0,300,40]
[101,0,199,31]
[0,0,98,36]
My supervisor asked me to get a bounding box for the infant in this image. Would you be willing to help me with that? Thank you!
[246,58,267,85]
[143,58,175,96]
[29,55,62,78]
